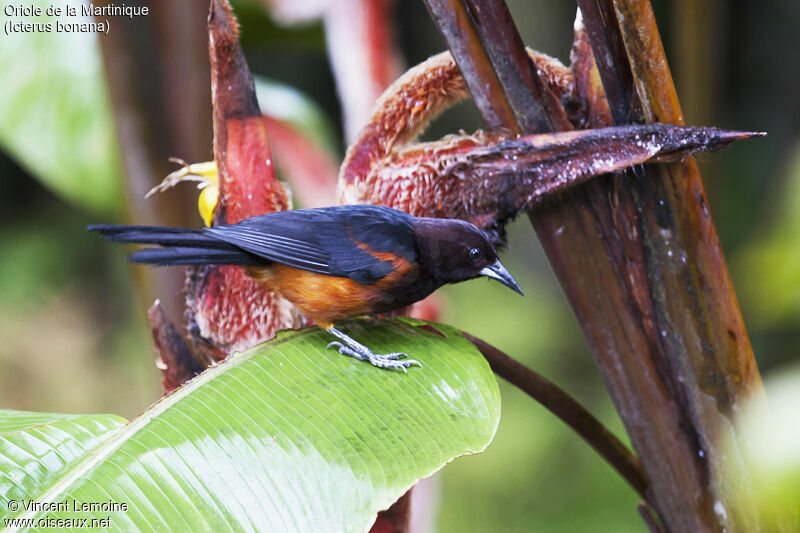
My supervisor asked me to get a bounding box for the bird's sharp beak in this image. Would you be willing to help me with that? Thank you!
[480,260,524,295]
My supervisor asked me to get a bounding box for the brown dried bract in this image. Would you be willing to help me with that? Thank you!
[338,49,569,231]
[339,49,572,189]
[339,49,758,245]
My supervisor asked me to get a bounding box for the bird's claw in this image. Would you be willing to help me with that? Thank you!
[327,341,421,371]
[378,352,407,360]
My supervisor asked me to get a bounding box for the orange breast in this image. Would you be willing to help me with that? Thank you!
[247,254,418,327]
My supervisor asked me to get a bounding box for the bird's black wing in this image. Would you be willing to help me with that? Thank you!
[203,205,418,284]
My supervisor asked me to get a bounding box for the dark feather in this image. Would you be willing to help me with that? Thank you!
[89,206,419,283]
[129,247,262,266]
[88,224,234,250]
[203,205,418,283]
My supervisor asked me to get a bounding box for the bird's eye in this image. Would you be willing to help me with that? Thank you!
[468,248,483,263]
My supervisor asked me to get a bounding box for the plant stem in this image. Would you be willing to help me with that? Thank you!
[638,502,667,533]
[422,0,519,132]
[461,0,572,131]
[572,2,767,530]
[424,0,766,531]
[463,332,649,503]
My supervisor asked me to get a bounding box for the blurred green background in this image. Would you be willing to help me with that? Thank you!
[1,0,798,531]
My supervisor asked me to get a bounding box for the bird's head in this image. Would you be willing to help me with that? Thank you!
[413,217,523,295]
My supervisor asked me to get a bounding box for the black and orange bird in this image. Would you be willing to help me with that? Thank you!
[90,205,522,370]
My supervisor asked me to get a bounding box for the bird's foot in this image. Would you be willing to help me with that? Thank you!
[327,342,421,372]
[325,327,421,372]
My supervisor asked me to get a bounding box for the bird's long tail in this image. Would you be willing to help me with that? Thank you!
[88,225,261,266]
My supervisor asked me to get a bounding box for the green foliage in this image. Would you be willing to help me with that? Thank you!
[735,143,800,326]
[0,0,122,216]
[0,411,128,509]
[0,319,500,531]
[724,365,800,530]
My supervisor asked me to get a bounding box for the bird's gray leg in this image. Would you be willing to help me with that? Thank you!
[326,327,422,371]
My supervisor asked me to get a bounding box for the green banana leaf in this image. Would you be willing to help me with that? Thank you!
[0,0,122,216]
[0,319,500,532]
